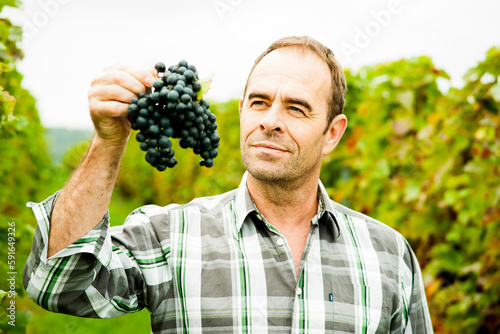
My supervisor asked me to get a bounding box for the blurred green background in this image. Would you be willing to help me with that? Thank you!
[1,1,499,333]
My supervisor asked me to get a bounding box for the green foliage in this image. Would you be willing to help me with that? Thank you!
[0,11,23,139]
[24,307,150,334]
[0,2,57,333]
[0,0,20,15]
[321,49,500,333]
[2,1,497,328]
[44,127,93,164]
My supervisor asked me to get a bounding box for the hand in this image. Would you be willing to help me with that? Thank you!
[88,64,157,143]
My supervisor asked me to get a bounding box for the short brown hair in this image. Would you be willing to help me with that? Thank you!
[243,36,347,131]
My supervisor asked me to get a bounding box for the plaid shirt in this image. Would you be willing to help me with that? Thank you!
[24,172,433,333]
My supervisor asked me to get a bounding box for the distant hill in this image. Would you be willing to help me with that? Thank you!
[44,127,93,164]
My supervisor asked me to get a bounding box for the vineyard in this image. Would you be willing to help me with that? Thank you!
[1,1,499,332]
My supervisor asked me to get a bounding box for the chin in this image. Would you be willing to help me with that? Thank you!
[244,160,296,183]
[249,169,285,182]
[242,149,305,183]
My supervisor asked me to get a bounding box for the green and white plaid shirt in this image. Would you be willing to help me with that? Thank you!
[24,172,433,333]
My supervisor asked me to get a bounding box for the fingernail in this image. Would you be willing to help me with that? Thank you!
[145,77,155,87]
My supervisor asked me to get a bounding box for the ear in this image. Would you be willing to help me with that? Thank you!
[322,114,348,155]
[239,97,244,116]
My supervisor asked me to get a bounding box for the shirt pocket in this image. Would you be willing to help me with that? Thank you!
[326,282,393,333]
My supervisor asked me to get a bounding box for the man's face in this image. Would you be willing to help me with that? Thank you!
[240,48,342,184]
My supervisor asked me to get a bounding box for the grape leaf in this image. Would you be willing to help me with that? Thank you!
[1,90,16,114]
[196,74,214,102]
[0,62,11,74]
[0,289,7,302]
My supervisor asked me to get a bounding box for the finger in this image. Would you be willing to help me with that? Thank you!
[89,99,130,119]
[92,71,151,97]
[103,63,156,88]
[147,67,158,77]
[89,84,138,105]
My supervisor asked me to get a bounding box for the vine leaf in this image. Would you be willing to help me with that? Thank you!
[196,74,214,102]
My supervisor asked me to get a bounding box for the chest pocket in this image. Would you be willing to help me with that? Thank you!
[326,282,397,333]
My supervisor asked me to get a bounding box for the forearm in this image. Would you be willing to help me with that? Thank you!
[47,134,128,257]
[24,203,148,318]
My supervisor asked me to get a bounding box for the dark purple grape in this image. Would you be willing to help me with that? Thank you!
[200,150,210,159]
[166,75,177,85]
[155,62,166,73]
[192,81,201,92]
[136,116,148,129]
[210,132,220,144]
[159,117,170,128]
[209,148,218,158]
[204,158,214,168]
[147,138,158,147]
[163,127,174,137]
[138,98,149,109]
[153,80,163,91]
[180,94,192,104]
[129,60,219,170]
[128,104,138,115]
[201,137,211,148]
[184,70,195,81]
[136,132,147,142]
[147,125,160,138]
[158,136,172,148]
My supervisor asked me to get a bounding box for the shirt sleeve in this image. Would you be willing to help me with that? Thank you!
[402,240,434,333]
[23,191,172,318]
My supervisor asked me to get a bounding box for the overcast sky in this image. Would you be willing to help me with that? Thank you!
[3,0,500,129]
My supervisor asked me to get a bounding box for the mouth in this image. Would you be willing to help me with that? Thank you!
[252,142,289,154]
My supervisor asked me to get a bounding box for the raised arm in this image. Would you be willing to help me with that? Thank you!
[47,64,156,257]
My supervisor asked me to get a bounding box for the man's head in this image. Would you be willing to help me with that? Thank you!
[243,36,347,132]
[239,36,348,186]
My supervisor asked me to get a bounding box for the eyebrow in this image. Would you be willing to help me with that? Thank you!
[247,91,312,112]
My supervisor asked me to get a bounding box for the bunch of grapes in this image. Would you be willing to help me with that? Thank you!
[127,60,219,171]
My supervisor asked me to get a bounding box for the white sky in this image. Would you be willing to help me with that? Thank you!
[3,0,500,129]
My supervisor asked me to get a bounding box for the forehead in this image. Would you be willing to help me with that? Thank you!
[246,48,331,103]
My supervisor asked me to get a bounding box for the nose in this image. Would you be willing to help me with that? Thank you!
[259,104,285,134]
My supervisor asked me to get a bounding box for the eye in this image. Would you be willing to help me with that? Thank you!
[250,100,267,110]
[290,106,305,115]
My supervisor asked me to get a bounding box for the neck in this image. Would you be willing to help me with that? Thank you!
[246,172,320,232]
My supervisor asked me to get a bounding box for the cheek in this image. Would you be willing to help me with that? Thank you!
[287,122,324,151]
[240,113,260,138]
[286,120,311,141]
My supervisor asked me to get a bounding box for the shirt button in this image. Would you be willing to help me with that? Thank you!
[276,238,284,246]
[296,288,302,295]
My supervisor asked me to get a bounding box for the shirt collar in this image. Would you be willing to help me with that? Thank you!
[233,172,341,240]
[233,172,255,237]
[317,177,342,241]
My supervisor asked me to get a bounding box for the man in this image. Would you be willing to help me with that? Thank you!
[24,36,433,333]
